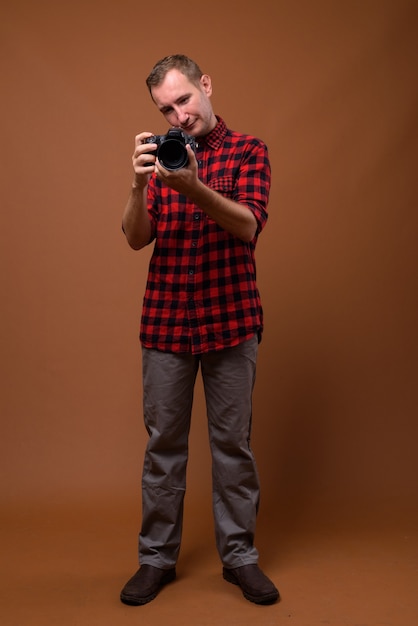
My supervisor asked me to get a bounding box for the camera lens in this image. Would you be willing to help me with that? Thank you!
[157,139,188,170]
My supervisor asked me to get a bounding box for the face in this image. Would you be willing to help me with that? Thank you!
[151,69,217,137]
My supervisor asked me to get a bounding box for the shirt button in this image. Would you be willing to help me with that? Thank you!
[191,241,197,248]
[188,269,194,275]
[193,213,200,220]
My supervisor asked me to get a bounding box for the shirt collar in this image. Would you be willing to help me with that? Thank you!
[198,116,227,150]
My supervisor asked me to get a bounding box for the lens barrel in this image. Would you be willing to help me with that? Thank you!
[157,139,188,170]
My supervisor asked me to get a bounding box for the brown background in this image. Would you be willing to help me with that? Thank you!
[1,1,417,624]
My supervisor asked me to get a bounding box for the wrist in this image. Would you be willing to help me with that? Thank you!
[132,172,150,191]
[131,180,147,192]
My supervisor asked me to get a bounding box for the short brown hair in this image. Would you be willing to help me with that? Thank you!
[146,54,203,92]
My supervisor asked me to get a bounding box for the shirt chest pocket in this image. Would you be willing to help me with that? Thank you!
[207,175,235,199]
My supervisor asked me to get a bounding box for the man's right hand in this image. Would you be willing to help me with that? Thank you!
[132,131,158,188]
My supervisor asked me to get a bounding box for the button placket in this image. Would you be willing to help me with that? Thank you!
[187,211,200,283]
[185,144,205,348]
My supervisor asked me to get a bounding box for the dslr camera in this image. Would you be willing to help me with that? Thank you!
[144,128,197,171]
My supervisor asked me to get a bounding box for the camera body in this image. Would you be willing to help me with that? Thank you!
[144,128,197,171]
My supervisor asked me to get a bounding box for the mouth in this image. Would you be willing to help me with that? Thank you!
[182,121,196,133]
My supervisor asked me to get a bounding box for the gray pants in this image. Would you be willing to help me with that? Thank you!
[139,335,260,569]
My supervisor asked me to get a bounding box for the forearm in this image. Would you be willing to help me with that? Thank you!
[122,185,152,250]
[187,179,257,242]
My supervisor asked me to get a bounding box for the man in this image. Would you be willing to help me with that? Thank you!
[120,54,279,606]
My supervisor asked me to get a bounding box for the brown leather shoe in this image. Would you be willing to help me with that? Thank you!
[120,565,176,605]
[223,564,280,604]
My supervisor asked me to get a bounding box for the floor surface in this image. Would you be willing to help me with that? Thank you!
[1,499,417,626]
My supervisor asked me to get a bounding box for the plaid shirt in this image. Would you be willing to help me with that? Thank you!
[140,117,270,354]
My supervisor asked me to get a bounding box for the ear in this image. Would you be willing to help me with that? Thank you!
[200,74,212,96]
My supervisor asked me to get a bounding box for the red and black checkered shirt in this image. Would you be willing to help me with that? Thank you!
[140,117,270,354]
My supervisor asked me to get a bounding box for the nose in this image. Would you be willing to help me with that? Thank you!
[176,107,189,125]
